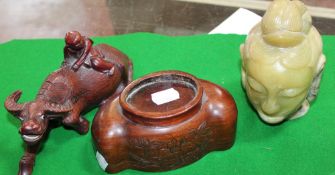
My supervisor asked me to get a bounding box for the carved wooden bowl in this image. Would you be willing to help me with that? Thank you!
[92,71,238,173]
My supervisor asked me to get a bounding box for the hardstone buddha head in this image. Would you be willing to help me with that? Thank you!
[240,0,326,124]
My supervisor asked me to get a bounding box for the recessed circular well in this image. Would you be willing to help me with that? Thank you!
[120,71,202,119]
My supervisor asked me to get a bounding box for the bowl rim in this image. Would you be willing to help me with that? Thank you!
[119,70,203,120]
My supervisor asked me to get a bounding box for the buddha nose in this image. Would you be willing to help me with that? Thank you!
[261,98,280,115]
[20,120,42,134]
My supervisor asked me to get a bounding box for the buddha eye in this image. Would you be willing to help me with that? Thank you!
[247,77,266,93]
[279,88,306,97]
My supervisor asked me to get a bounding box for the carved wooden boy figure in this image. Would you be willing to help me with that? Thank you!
[4,31,133,175]
[64,31,115,75]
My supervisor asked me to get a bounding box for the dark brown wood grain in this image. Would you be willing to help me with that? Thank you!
[4,31,133,175]
[92,71,237,173]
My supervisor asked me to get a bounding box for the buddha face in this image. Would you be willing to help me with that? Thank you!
[242,60,313,124]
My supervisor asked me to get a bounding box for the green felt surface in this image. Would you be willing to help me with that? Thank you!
[0,33,335,175]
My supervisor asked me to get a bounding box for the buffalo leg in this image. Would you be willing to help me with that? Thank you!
[18,143,40,175]
[62,105,89,135]
[76,117,89,134]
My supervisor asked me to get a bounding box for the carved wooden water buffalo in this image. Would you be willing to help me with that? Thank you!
[4,31,133,175]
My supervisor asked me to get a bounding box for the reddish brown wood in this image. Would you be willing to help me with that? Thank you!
[4,31,133,175]
[92,71,237,173]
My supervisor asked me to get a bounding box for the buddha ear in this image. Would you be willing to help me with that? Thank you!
[241,67,247,89]
[240,44,244,60]
[307,55,326,102]
[240,44,247,67]
[240,44,247,89]
[316,55,326,74]
[240,44,244,57]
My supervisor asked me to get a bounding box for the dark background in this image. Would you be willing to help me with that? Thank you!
[0,0,334,42]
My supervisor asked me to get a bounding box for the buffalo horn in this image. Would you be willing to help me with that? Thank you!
[4,90,26,116]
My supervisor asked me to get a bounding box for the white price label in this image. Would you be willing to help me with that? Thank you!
[151,88,180,105]
[96,151,108,171]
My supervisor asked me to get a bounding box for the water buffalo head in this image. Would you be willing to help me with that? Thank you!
[4,91,72,145]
